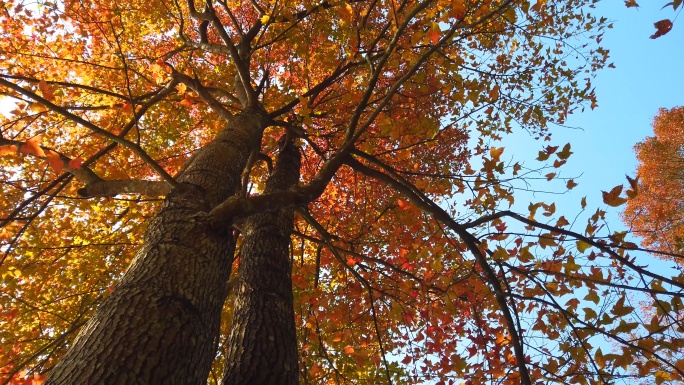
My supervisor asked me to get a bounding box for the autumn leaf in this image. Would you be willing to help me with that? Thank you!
[429,22,441,45]
[566,179,578,189]
[602,184,627,207]
[68,157,84,169]
[576,240,591,253]
[38,80,55,101]
[45,150,63,173]
[650,19,673,39]
[0,144,18,155]
[489,146,504,161]
[556,143,573,160]
[19,136,45,157]
[489,85,500,101]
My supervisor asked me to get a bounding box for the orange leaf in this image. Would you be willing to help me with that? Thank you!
[45,150,63,173]
[0,144,18,155]
[343,345,354,354]
[489,147,504,161]
[179,97,194,108]
[20,136,45,157]
[38,80,55,101]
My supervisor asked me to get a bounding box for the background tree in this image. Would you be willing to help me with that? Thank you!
[1,0,683,384]
[623,106,684,256]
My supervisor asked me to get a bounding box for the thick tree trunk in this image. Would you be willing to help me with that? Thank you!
[222,137,301,385]
[46,108,269,385]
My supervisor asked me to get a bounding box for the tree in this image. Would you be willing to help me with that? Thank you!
[623,107,684,257]
[1,0,683,384]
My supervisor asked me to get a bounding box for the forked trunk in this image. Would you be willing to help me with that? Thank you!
[46,109,268,385]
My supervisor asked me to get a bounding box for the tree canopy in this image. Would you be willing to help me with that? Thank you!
[0,0,683,384]
[623,106,684,257]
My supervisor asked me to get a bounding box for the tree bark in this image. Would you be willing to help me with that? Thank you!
[46,108,269,385]
[222,136,301,385]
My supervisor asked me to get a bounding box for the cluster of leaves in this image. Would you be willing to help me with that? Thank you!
[0,0,682,384]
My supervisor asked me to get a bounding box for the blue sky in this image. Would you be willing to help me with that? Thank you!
[501,1,684,238]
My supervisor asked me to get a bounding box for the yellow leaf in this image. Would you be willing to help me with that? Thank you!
[260,14,270,24]
[489,147,504,161]
[655,370,671,385]
[576,240,591,253]
[29,103,47,113]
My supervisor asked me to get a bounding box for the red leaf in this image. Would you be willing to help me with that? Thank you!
[68,157,84,169]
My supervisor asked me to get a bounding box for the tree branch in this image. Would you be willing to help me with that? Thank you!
[0,77,180,187]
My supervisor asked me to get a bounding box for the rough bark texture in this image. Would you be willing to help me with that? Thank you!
[46,108,269,385]
[222,136,301,385]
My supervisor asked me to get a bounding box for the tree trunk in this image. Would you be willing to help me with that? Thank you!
[222,136,301,385]
[46,108,269,385]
